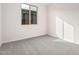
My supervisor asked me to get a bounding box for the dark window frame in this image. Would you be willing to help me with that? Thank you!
[21,3,38,25]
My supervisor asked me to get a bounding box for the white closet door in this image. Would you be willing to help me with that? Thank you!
[56,17,74,42]
[64,21,74,42]
[56,17,64,39]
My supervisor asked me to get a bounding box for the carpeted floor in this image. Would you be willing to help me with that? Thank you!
[0,35,79,55]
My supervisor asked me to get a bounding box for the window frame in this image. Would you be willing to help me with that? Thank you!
[21,3,38,25]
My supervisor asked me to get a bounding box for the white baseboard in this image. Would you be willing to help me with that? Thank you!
[47,34,59,39]
[2,34,47,44]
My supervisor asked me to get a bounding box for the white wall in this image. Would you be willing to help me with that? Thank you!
[2,3,79,45]
[48,3,79,44]
[47,5,57,37]
[0,4,2,45]
[2,3,47,43]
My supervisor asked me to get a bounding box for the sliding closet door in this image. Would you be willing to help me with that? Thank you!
[64,21,74,42]
[56,17,64,39]
[56,17,74,42]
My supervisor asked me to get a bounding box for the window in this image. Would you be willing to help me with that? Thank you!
[21,4,38,25]
[31,6,37,24]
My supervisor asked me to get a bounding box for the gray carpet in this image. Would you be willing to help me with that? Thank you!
[0,35,79,55]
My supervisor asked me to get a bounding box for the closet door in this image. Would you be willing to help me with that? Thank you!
[64,21,74,42]
[56,17,64,39]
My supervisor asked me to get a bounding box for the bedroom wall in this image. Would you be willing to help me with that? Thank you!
[48,3,79,44]
[2,3,79,45]
[2,3,47,43]
[47,4,57,37]
[0,4,2,45]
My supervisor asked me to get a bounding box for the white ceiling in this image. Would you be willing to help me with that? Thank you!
[29,3,79,10]
[29,3,79,6]
[52,3,79,7]
[29,3,51,6]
